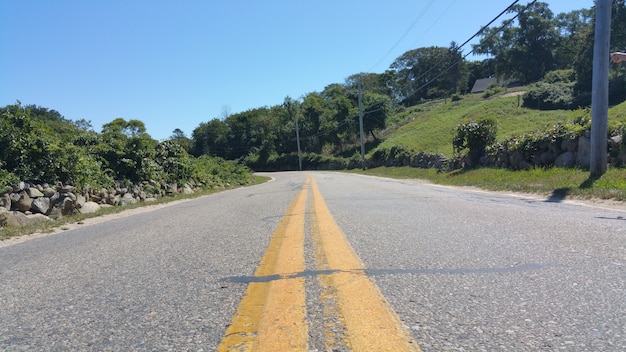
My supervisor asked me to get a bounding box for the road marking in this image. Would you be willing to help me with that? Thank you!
[218,175,421,351]
[310,176,421,351]
[218,175,310,351]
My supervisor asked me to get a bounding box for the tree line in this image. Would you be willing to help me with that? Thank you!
[0,102,252,191]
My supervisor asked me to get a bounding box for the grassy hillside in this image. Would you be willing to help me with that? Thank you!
[376,88,626,157]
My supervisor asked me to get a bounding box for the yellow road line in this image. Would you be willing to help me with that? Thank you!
[219,174,421,351]
[217,175,310,352]
[310,176,422,351]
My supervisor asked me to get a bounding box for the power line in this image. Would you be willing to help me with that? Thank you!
[409,0,520,90]
[368,0,437,72]
[411,0,537,96]
[408,0,459,49]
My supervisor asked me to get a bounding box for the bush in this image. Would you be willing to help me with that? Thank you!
[523,81,575,110]
[453,117,497,168]
[482,82,504,98]
[523,69,576,110]
[370,145,414,166]
[0,167,19,188]
[156,140,192,184]
[191,156,252,188]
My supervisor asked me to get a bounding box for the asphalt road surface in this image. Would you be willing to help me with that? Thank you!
[1,171,624,351]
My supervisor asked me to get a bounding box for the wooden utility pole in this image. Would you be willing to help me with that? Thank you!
[590,0,611,177]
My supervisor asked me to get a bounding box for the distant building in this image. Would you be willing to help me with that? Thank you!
[470,77,497,94]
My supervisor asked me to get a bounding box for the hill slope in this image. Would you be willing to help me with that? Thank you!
[376,89,626,158]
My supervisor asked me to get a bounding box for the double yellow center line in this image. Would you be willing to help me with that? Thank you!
[218,175,421,351]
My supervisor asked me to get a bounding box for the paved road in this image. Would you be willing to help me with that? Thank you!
[1,171,625,351]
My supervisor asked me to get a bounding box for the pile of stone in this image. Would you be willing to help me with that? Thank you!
[0,180,197,228]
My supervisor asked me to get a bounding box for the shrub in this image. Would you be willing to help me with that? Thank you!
[155,140,192,184]
[482,82,504,98]
[0,167,19,188]
[453,117,497,168]
[523,69,576,110]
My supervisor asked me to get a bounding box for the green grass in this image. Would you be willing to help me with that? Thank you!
[378,89,626,158]
[346,166,626,202]
[0,175,270,241]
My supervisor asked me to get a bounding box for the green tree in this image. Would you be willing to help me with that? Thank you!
[99,118,157,182]
[0,102,54,181]
[169,128,193,154]
[300,92,325,153]
[192,118,230,157]
[320,84,357,152]
[473,2,559,84]
[389,45,468,105]
[554,9,593,69]
[574,0,626,106]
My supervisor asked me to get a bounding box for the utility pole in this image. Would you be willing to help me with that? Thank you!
[358,78,366,170]
[590,0,611,177]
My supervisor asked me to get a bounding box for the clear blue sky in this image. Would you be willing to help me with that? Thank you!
[1,0,592,140]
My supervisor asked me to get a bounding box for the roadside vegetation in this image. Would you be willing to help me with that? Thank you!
[346,167,626,202]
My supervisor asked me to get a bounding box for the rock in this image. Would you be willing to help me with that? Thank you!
[2,210,50,227]
[62,197,76,215]
[49,192,61,206]
[60,185,76,193]
[166,183,178,194]
[48,207,62,220]
[182,184,194,194]
[9,192,20,208]
[555,151,576,167]
[610,135,622,147]
[1,193,10,209]
[1,186,12,195]
[79,201,101,214]
[576,136,591,169]
[120,193,137,206]
[26,213,51,224]
[64,192,77,202]
[75,194,86,209]
[27,187,44,198]
[0,207,8,226]
[15,181,27,192]
[2,210,28,227]
[108,195,120,206]
[31,197,51,215]
[538,151,556,166]
[42,186,56,197]
[15,191,32,212]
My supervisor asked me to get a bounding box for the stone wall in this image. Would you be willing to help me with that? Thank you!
[364,129,624,172]
[0,180,198,228]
